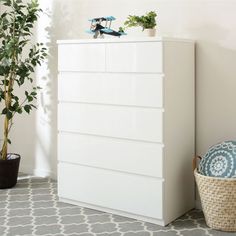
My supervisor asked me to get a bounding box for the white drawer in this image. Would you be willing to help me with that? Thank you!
[58,132,163,178]
[58,163,163,219]
[106,42,163,73]
[58,103,163,142]
[58,44,105,72]
[58,73,163,108]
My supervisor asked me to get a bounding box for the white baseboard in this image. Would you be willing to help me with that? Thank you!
[34,168,57,180]
[20,164,57,180]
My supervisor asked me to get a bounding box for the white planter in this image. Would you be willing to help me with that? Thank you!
[143,28,156,37]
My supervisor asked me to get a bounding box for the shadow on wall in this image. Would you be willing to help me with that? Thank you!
[33,0,81,178]
[35,5,58,178]
[196,40,236,156]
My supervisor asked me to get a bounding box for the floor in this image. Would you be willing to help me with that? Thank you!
[0,175,235,236]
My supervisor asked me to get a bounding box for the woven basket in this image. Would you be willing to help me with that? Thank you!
[193,156,236,232]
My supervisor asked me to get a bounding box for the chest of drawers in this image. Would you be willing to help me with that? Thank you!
[57,37,195,226]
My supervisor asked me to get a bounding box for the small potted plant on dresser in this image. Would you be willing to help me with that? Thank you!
[0,0,47,189]
[120,11,157,37]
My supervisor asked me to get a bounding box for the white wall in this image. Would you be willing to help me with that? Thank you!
[2,0,236,179]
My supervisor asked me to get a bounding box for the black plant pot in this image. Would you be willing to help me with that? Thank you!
[0,154,21,189]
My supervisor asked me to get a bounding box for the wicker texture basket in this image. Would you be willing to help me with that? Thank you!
[194,156,236,232]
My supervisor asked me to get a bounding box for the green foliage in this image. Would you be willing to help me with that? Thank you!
[0,0,47,160]
[123,11,157,31]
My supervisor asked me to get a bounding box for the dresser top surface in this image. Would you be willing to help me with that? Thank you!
[57,37,194,44]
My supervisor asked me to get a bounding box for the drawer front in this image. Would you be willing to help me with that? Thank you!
[58,103,163,143]
[58,132,163,178]
[58,163,163,219]
[58,73,163,108]
[106,42,163,73]
[58,44,105,72]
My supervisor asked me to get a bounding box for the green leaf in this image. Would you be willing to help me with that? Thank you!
[6,111,13,119]
[27,95,33,102]
[28,65,34,72]
[2,0,11,6]
[24,104,31,113]
[19,77,25,85]
[7,139,11,144]
[16,107,22,114]
[2,108,7,114]
[31,91,37,96]
[12,102,19,110]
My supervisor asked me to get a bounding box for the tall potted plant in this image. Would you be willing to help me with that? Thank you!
[0,0,47,188]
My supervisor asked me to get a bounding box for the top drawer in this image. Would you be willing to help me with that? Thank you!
[106,42,163,73]
[58,43,106,72]
[58,42,163,73]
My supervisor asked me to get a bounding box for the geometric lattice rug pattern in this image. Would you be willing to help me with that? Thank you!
[0,174,234,236]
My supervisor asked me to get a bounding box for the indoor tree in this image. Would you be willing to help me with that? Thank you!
[0,0,47,160]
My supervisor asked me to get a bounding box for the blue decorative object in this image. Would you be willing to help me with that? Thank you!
[101,28,113,33]
[86,16,127,39]
[199,141,236,178]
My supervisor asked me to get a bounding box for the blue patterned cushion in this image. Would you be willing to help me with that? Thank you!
[199,141,236,178]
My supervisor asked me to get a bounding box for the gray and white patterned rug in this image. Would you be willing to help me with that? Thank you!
[0,174,235,236]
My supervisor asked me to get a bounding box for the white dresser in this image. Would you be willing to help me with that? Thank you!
[57,37,195,226]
